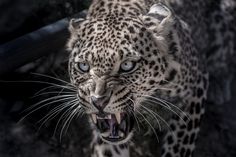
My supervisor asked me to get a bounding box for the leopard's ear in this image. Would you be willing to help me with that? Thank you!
[69,18,85,33]
[67,18,85,51]
[141,3,174,36]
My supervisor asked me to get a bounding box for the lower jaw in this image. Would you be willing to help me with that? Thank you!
[100,132,133,145]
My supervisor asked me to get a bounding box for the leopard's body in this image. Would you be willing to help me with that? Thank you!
[66,0,235,157]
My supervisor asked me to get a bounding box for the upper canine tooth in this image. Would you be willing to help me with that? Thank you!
[115,113,121,124]
[91,114,97,124]
[108,115,112,119]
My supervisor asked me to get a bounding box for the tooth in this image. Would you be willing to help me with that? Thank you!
[120,131,124,138]
[101,132,110,137]
[108,115,112,119]
[115,113,121,124]
[91,114,97,124]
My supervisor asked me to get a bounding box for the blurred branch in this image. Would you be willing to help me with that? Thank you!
[0,11,87,76]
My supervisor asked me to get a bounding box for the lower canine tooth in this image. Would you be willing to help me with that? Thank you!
[115,113,121,124]
[101,132,110,137]
[91,114,97,124]
[120,131,124,137]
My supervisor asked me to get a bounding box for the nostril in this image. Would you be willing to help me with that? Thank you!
[91,96,105,105]
[91,95,109,111]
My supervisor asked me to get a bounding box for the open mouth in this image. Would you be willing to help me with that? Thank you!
[90,112,134,143]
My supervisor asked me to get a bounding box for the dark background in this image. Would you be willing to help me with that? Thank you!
[0,0,236,157]
[0,0,91,44]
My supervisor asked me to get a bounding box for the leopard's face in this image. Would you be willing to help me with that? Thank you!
[68,6,176,144]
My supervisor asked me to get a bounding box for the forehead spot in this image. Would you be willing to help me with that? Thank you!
[122,46,141,58]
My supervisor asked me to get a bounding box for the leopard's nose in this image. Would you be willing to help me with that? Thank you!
[91,95,110,112]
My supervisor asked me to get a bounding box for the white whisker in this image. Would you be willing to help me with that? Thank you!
[37,99,80,131]
[142,95,189,125]
[60,106,79,141]
[32,91,75,98]
[135,108,159,143]
[140,105,162,132]
[126,98,141,132]
[141,105,177,140]
[25,94,76,112]
[31,72,75,87]
[53,105,75,139]
[19,96,76,123]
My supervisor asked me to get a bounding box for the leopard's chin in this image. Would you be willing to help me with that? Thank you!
[90,112,135,145]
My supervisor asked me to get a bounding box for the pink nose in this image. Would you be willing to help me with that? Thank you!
[91,96,110,112]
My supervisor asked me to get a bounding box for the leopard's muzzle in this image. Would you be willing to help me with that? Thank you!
[89,94,135,144]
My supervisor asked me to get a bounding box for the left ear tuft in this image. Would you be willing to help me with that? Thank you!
[67,18,85,52]
[69,18,85,33]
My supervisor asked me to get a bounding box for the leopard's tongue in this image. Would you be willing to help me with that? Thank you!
[95,113,128,140]
[109,115,119,138]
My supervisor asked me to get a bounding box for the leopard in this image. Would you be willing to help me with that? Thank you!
[66,0,235,157]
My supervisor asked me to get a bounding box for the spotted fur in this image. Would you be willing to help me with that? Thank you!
[66,0,234,157]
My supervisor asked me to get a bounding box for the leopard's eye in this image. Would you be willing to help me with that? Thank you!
[75,62,90,73]
[120,60,136,73]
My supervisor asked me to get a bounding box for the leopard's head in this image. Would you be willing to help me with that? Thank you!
[67,4,180,144]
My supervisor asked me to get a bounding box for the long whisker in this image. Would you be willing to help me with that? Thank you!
[126,98,142,132]
[59,105,80,141]
[145,98,185,124]
[142,95,189,124]
[31,72,75,87]
[24,94,76,112]
[161,98,190,120]
[58,108,74,141]
[37,99,79,130]
[32,91,75,98]
[19,96,76,123]
[135,108,159,143]
[140,105,177,140]
[65,105,84,131]
[34,85,57,96]
[142,95,171,109]
[140,105,161,131]
[53,104,77,139]
[29,73,75,98]
[75,109,85,119]
[59,107,76,141]
[127,106,141,132]
[37,104,70,133]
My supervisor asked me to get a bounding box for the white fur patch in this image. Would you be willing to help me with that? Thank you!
[148,3,170,17]
[74,54,80,62]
